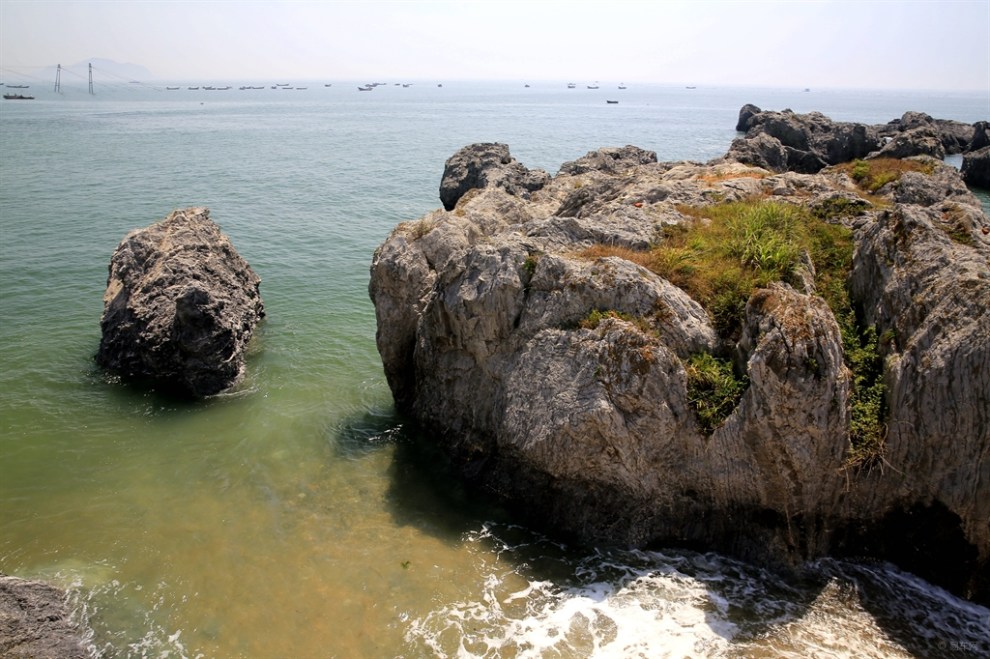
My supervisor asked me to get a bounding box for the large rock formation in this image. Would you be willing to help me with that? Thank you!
[727,107,881,172]
[730,106,990,174]
[0,574,90,659]
[370,110,990,602]
[97,207,265,397]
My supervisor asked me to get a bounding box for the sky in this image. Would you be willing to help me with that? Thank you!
[1,0,988,91]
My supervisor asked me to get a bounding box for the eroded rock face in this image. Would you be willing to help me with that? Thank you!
[97,207,265,397]
[438,142,551,211]
[0,575,89,659]
[962,146,990,188]
[726,109,881,173]
[371,130,990,601]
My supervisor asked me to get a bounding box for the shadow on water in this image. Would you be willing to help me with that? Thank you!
[327,411,990,656]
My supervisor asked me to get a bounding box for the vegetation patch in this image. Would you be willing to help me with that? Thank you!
[841,322,888,471]
[657,200,852,337]
[685,352,748,434]
[578,309,655,336]
[697,169,769,184]
[577,244,654,270]
[837,157,935,193]
[578,198,887,461]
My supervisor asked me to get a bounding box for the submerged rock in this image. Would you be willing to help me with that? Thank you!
[0,574,89,659]
[370,114,990,602]
[97,207,265,397]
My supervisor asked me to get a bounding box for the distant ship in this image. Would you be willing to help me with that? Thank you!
[3,93,34,100]
[567,83,576,89]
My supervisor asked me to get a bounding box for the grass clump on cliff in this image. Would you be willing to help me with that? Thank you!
[685,352,748,434]
[838,158,935,193]
[579,198,887,461]
[655,200,850,336]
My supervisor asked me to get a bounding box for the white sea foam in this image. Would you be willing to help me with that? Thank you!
[405,524,990,658]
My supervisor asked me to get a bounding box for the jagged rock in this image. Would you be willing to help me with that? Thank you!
[724,132,790,172]
[0,574,89,659]
[736,103,761,132]
[557,145,658,176]
[970,121,990,152]
[848,204,990,589]
[438,143,550,211]
[878,112,976,155]
[97,207,265,397]
[370,127,990,602]
[871,125,946,160]
[961,146,990,188]
[725,109,881,173]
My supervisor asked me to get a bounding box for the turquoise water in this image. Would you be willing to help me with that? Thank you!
[2,81,989,657]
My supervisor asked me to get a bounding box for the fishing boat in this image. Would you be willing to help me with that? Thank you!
[358,85,373,91]
[166,87,180,90]
[6,84,29,89]
[3,93,34,100]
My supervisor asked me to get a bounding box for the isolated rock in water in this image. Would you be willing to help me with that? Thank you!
[438,142,550,211]
[962,145,990,188]
[97,207,265,397]
[0,574,89,659]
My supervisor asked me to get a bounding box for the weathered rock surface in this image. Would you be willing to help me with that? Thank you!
[97,207,265,397]
[962,145,990,188]
[730,107,990,175]
[439,142,551,211]
[725,108,881,173]
[370,109,990,602]
[0,574,89,659]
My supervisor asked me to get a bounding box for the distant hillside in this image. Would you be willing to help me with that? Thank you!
[42,58,155,82]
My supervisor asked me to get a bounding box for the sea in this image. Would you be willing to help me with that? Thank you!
[1,79,989,658]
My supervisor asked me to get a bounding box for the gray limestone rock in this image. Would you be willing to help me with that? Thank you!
[97,207,265,398]
[438,143,550,211]
[370,133,990,602]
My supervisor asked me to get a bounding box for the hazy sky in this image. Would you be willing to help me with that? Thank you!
[2,0,988,90]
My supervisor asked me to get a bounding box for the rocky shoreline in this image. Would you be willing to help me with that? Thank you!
[370,107,990,603]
